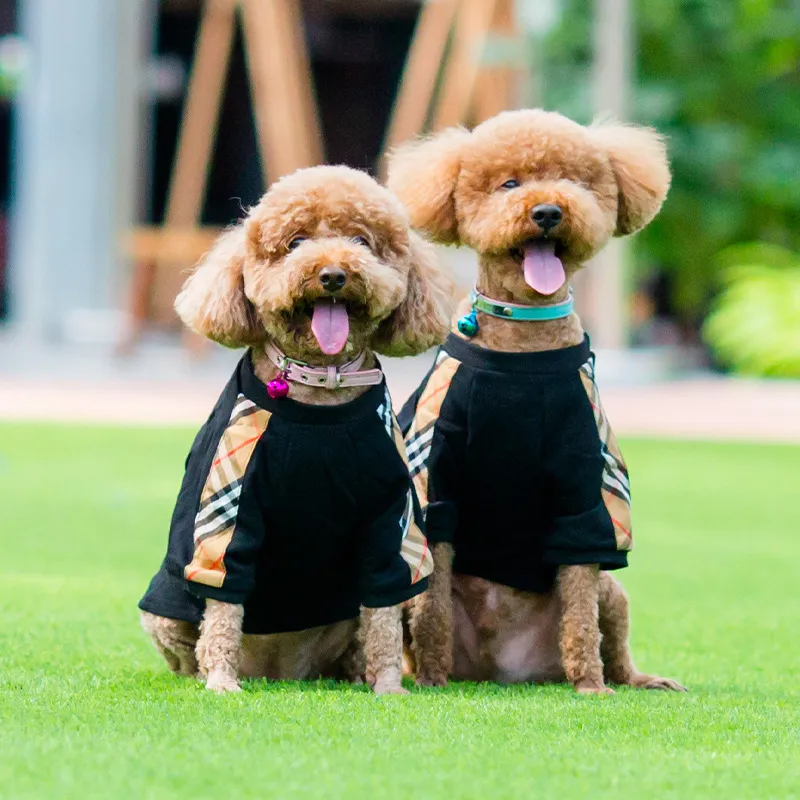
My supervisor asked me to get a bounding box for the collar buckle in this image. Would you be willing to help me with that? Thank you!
[263,341,383,394]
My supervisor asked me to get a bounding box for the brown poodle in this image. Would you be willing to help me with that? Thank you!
[139,165,454,694]
[388,109,685,694]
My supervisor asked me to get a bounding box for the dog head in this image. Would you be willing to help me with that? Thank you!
[175,165,453,359]
[387,109,670,299]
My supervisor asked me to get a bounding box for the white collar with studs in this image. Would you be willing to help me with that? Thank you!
[263,341,383,398]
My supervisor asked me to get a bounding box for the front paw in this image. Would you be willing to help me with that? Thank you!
[205,670,241,694]
[574,678,614,696]
[416,671,448,688]
[372,682,409,694]
[372,679,409,696]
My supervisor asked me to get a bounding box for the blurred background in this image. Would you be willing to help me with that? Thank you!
[0,0,798,438]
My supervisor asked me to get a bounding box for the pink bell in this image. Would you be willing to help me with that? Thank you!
[267,376,290,399]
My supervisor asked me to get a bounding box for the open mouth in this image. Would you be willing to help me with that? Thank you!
[509,238,567,296]
[281,297,369,355]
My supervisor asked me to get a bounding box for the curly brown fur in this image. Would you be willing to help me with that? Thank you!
[409,542,454,687]
[363,605,408,695]
[390,109,683,692]
[450,575,564,684]
[388,110,669,261]
[333,613,366,684]
[238,619,360,681]
[140,611,199,678]
[145,166,454,693]
[598,573,686,690]
[557,565,609,694]
[196,599,243,693]
[597,571,635,684]
[176,165,454,362]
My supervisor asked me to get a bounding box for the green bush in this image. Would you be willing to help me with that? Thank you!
[702,243,800,377]
[541,0,800,324]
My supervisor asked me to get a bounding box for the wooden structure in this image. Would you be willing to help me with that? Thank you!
[120,0,323,352]
[380,0,520,173]
[581,0,631,348]
[121,0,523,352]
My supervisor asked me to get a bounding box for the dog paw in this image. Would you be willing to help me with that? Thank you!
[631,674,687,692]
[416,673,448,688]
[205,671,241,694]
[575,680,614,696]
[372,681,410,696]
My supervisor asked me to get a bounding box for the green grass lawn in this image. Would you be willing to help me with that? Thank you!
[0,423,798,799]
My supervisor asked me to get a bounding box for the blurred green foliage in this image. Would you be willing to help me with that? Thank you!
[542,0,800,323]
[702,243,800,377]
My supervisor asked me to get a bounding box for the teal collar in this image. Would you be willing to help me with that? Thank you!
[457,288,574,337]
[470,288,574,321]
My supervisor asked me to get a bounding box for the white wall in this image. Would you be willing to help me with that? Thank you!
[8,0,153,343]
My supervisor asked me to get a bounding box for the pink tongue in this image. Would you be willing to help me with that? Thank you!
[311,298,349,355]
[523,241,566,295]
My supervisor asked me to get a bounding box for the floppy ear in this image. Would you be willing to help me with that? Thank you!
[174,225,263,348]
[386,127,471,245]
[371,232,455,357]
[590,122,671,236]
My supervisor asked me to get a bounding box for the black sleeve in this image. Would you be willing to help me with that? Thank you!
[541,378,628,571]
[401,354,467,546]
[360,473,429,608]
[423,405,468,545]
[185,437,270,604]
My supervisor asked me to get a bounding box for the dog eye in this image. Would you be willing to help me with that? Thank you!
[499,179,520,190]
[353,236,370,249]
[287,237,307,251]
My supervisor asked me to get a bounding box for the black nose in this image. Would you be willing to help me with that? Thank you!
[319,266,347,293]
[531,204,563,232]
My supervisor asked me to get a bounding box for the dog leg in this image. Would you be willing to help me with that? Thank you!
[598,573,686,691]
[364,605,408,695]
[401,602,416,677]
[335,610,367,684]
[140,611,200,677]
[196,599,243,693]
[410,542,453,687]
[557,564,611,695]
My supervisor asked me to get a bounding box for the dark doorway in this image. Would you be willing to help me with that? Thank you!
[0,0,17,321]
[148,1,418,228]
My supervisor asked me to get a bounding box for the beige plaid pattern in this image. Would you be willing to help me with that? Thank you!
[184,395,272,588]
[377,387,434,583]
[578,360,633,552]
[404,352,462,514]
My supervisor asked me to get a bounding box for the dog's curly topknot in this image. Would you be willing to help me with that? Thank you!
[174,164,455,358]
[386,109,670,265]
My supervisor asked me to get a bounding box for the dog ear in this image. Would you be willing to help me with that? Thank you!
[590,122,671,236]
[371,232,455,357]
[174,225,263,348]
[386,127,471,244]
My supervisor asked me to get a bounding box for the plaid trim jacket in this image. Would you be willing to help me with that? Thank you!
[140,352,431,635]
[397,334,630,594]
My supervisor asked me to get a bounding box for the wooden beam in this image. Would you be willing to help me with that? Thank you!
[164,0,237,225]
[241,0,323,183]
[581,0,632,348]
[473,0,519,123]
[432,0,498,129]
[380,0,459,174]
[281,0,324,166]
[120,0,235,349]
[123,226,223,263]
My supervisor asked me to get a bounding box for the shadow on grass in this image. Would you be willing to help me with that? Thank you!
[130,667,690,702]
[237,676,583,698]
